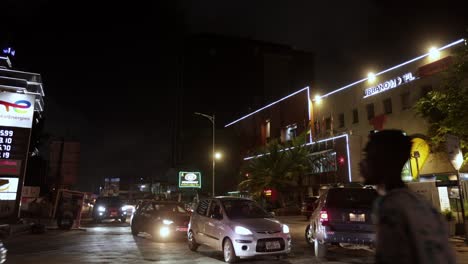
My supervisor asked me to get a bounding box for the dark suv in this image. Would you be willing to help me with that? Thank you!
[92,196,128,223]
[305,187,378,257]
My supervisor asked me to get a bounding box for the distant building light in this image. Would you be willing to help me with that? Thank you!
[314,95,322,104]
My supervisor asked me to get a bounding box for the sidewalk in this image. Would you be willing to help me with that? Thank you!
[450,236,468,264]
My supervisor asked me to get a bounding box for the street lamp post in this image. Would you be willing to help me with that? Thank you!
[194,112,216,196]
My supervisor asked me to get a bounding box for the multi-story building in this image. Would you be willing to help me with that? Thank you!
[227,38,466,196]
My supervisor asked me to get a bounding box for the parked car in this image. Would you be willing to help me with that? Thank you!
[305,187,378,257]
[92,196,128,223]
[188,197,291,263]
[301,196,319,220]
[131,201,190,240]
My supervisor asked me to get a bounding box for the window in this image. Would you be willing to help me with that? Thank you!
[208,201,222,220]
[338,113,345,128]
[265,120,271,139]
[366,103,375,120]
[383,98,392,114]
[285,124,297,141]
[196,199,210,216]
[352,109,359,124]
[421,85,432,98]
[401,92,410,110]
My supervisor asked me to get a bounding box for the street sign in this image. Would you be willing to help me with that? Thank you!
[178,171,202,188]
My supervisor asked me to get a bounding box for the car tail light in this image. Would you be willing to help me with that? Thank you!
[320,210,329,223]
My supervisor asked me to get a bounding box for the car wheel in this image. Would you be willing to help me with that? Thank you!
[314,240,327,258]
[223,238,238,263]
[187,230,199,251]
[305,224,316,245]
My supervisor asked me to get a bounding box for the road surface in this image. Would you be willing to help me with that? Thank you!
[2,216,375,263]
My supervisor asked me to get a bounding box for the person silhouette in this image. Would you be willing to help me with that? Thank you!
[360,130,455,264]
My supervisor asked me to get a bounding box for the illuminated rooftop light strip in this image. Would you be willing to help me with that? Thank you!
[225,86,309,127]
[317,38,465,100]
[345,134,352,182]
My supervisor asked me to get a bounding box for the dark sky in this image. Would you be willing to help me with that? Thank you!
[2,0,467,191]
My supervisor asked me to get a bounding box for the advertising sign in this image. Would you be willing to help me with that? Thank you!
[0,93,35,128]
[438,187,451,212]
[0,92,35,220]
[178,171,202,188]
[363,72,416,98]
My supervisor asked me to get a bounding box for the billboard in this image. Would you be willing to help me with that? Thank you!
[0,93,35,128]
[178,171,201,188]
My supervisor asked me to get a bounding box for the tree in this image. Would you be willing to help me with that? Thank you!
[238,132,311,206]
[415,44,468,164]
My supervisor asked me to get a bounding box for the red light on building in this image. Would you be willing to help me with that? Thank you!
[338,156,345,165]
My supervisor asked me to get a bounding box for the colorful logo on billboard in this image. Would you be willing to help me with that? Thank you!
[179,171,201,188]
[0,100,32,114]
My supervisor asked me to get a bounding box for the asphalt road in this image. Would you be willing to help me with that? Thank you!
[3,216,375,264]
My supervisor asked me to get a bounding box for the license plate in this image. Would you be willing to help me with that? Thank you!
[176,227,188,232]
[349,213,365,222]
[110,212,117,217]
[265,241,281,250]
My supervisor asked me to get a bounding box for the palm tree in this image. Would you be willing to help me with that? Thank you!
[239,131,311,207]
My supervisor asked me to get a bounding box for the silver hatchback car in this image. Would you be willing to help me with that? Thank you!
[188,197,291,263]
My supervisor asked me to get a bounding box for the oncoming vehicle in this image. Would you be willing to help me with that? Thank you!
[188,197,291,263]
[305,187,378,257]
[131,201,190,240]
[92,196,128,223]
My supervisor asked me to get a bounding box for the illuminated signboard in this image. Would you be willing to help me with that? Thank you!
[0,92,34,219]
[364,72,417,98]
[178,171,202,188]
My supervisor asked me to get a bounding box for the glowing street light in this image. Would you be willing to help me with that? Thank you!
[428,47,440,61]
[367,72,376,83]
[215,152,222,160]
[314,95,322,104]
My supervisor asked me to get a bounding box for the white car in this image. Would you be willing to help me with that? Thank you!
[188,197,291,263]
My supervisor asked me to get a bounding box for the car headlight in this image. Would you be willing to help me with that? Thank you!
[160,226,170,237]
[162,219,173,225]
[97,206,106,212]
[282,224,290,234]
[234,226,253,235]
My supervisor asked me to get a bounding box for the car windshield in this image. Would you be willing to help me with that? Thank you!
[222,200,271,219]
[152,203,187,214]
[96,197,122,206]
[326,188,378,208]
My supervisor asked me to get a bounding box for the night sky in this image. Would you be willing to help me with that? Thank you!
[2,0,467,192]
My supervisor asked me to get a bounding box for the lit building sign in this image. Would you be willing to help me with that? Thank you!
[364,72,416,98]
[2,47,15,57]
[178,171,202,188]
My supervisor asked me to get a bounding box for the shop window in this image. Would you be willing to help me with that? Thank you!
[352,109,359,124]
[338,113,345,128]
[401,92,410,110]
[383,98,392,114]
[366,103,375,120]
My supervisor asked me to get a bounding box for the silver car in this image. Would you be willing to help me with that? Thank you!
[188,197,291,263]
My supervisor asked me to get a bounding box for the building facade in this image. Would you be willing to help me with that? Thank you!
[227,38,466,195]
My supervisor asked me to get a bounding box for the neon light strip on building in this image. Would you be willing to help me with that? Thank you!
[317,38,465,100]
[243,133,352,182]
[225,86,309,127]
